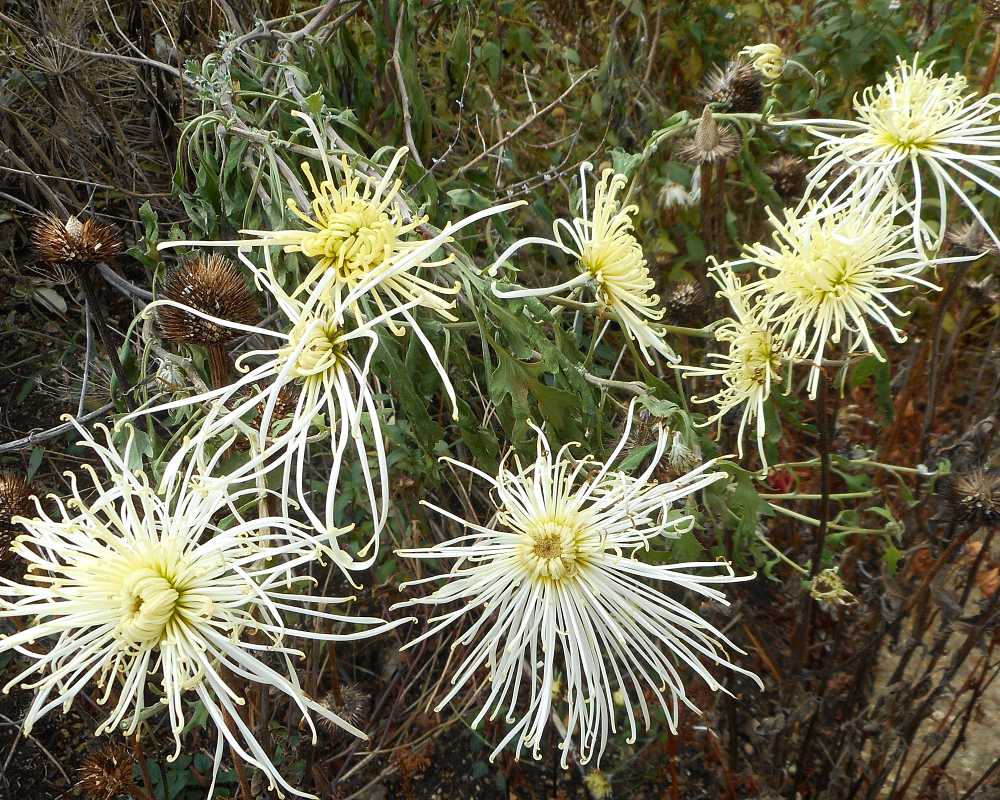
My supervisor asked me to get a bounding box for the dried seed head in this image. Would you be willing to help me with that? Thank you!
[697,58,765,114]
[32,213,122,268]
[982,0,1000,22]
[678,107,741,164]
[966,274,1000,307]
[317,683,371,735]
[946,222,1000,256]
[0,472,34,564]
[77,742,134,800]
[158,254,258,346]
[947,468,1000,526]
[764,154,809,200]
[666,280,707,327]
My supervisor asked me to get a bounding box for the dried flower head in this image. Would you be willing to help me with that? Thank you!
[948,468,1000,526]
[317,684,372,735]
[698,58,765,114]
[946,222,1000,256]
[982,0,1000,23]
[32,213,121,267]
[764,155,809,200]
[679,107,741,164]
[158,254,258,345]
[666,281,707,327]
[77,742,134,800]
[0,471,34,564]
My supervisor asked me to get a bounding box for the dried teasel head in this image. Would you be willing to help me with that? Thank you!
[666,280,707,327]
[316,683,372,736]
[946,222,1000,257]
[77,742,134,800]
[0,471,34,565]
[947,468,1000,527]
[678,107,741,164]
[764,154,809,200]
[697,58,765,114]
[158,254,258,346]
[32,213,122,268]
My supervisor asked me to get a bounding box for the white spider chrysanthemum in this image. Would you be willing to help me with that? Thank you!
[392,400,760,767]
[736,197,971,397]
[490,163,678,364]
[128,246,412,553]
[785,54,1000,253]
[680,266,784,470]
[159,109,521,415]
[0,421,410,799]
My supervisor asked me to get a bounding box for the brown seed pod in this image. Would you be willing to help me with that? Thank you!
[947,468,1000,527]
[665,281,707,327]
[764,154,809,200]
[982,0,1000,22]
[697,58,765,114]
[316,683,372,736]
[32,213,122,268]
[0,471,34,564]
[678,107,741,164]
[158,254,258,346]
[77,742,135,800]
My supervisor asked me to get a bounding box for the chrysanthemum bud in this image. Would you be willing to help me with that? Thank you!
[764,154,809,200]
[947,468,1000,526]
[0,471,33,565]
[158,254,258,346]
[678,107,741,164]
[584,770,613,800]
[740,43,785,81]
[666,280,707,327]
[77,742,134,800]
[32,213,122,268]
[698,58,765,114]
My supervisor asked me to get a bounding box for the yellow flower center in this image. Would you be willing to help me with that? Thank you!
[298,202,399,281]
[281,319,345,379]
[517,514,592,582]
[118,568,179,646]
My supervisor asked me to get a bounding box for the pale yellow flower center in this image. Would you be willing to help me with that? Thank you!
[517,514,592,582]
[281,319,344,379]
[862,64,969,151]
[119,568,179,646]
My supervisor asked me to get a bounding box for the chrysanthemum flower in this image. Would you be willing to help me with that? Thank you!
[680,266,784,469]
[492,163,678,364]
[392,400,760,767]
[0,421,409,799]
[129,245,417,551]
[159,110,521,413]
[785,55,1000,253]
[736,197,971,396]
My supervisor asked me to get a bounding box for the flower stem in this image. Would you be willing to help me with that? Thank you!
[78,269,136,412]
